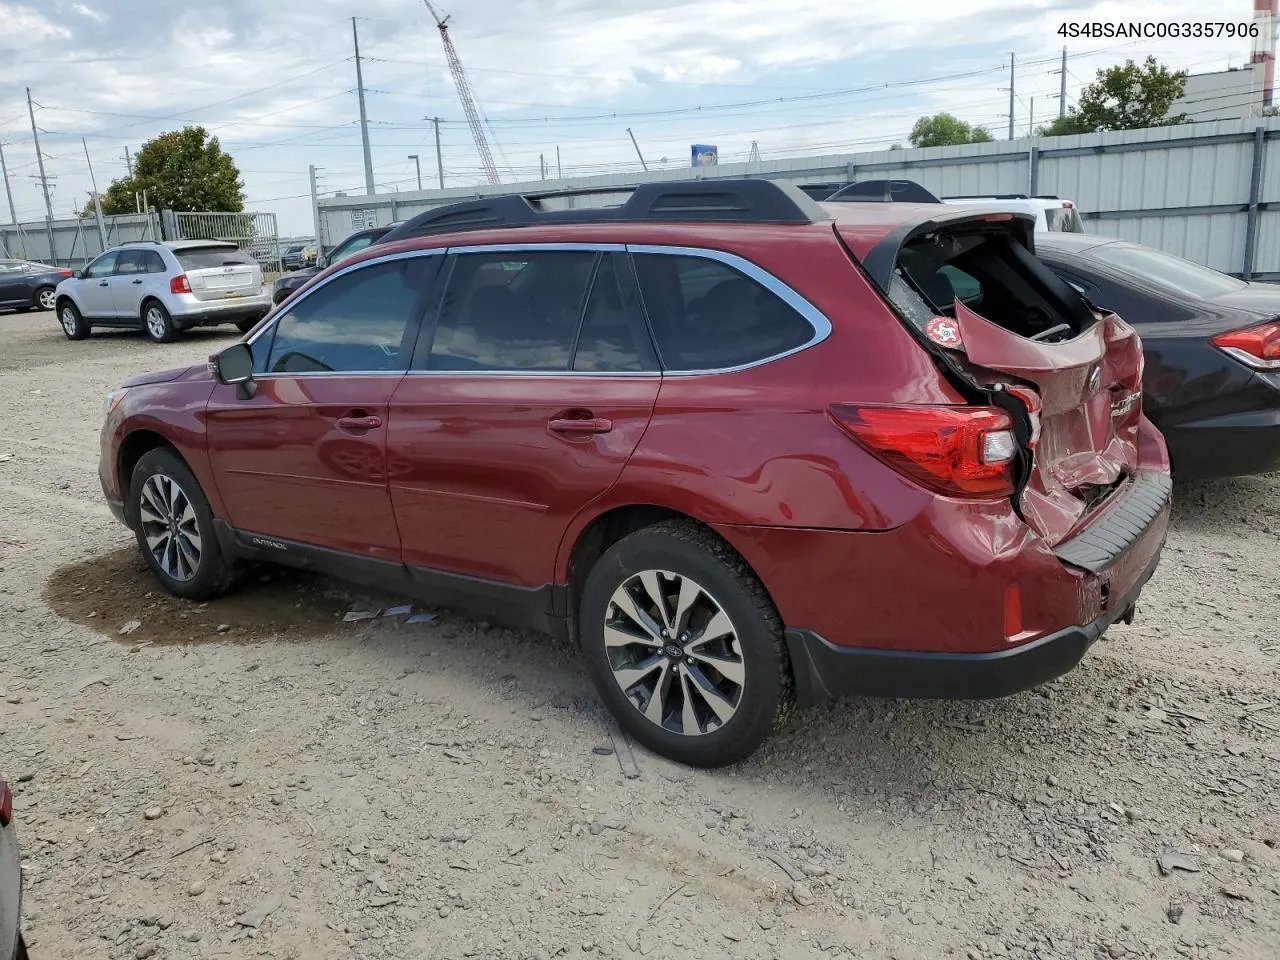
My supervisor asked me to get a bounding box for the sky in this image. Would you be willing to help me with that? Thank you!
[0,0,1269,236]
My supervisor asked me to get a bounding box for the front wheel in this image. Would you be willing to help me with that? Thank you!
[578,521,794,768]
[58,301,90,340]
[142,301,177,343]
[130,447,236,600]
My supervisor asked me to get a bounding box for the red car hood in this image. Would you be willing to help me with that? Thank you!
[120,364,211,389]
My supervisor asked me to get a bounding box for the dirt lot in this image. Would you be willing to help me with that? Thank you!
[1,308,1278,960]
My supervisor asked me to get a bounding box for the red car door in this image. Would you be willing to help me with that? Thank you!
[206,255,440,560]
[386,249,660,586]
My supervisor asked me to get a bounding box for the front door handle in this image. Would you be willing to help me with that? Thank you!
[131,279,143,285]
[337,415,382,432]
[98,281,109,287]
[548,416,613,435]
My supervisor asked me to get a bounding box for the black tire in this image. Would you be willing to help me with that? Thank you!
[129,447,237,601]
[141,300,178,343]
[34,285,56,311]
[57,300,90,340]
[578,521,794,768]
[234,317,259,334]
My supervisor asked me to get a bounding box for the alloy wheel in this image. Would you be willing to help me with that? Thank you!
[604,570,746,737]
[59,308,78,336]
[138,473,202,582]
[145,307,167,340]
[37,288,56,310]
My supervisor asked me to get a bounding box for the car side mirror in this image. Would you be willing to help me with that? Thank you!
[73,269,85,280]
[315,254,328,269]
[211,343,257,399]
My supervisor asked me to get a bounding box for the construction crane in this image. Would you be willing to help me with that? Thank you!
[424,1,501,185]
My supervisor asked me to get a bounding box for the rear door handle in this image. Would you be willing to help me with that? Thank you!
[548,417,613,434]
[337,415,382,432]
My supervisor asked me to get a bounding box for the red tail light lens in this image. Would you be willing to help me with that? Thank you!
[170,274,192,295]
[57,268,73,277]
[1212,320,1280,370]
[829,404,1018,497]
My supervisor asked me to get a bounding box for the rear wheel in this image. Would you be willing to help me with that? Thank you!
[142,300,177,343]
[579,521,793,768]
[35,285,56,311]
[130,447,236,600]
[58,301,90,340]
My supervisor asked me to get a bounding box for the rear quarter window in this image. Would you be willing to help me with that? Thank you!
[176,247,256,270]
[631,253,815,371]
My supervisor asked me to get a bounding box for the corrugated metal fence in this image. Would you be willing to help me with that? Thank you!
[316,118,1280,280]
[0,212,160,268]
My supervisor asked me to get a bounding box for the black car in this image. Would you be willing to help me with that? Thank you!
[270,225,396,305]
[0,259,72,313]
[1037,233,1280,479]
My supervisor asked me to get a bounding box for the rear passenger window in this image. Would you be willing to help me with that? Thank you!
[426,251,595,371]
[631,254,814,371]
[266,258,432,373]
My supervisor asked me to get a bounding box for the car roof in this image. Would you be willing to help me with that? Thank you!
[1033,232,1118,257]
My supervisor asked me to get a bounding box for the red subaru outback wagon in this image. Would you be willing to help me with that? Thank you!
[99,180,1171,767]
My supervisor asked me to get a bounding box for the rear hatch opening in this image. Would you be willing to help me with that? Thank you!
[843,214,1146,546]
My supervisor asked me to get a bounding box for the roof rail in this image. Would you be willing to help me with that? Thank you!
[825,180,941,204]
[381,178,829,243]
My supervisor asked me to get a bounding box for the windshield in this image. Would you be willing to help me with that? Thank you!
[332,234,378,264]
[1044,206,1084,233]
[1089,241,1246,299]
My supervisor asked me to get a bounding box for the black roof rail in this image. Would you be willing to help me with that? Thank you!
[380,178,829,243]
[825,179,941,204]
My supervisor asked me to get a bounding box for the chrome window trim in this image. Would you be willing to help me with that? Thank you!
[244,242,833,378]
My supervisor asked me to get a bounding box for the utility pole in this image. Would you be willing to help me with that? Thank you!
[309,165,322,247]
[27,87,56,263]
[82,137,107,249]
[433,117,444,189]
[627,128,648,171]
[0,139,17,225]
[556,145,561,179]
[352,17,375,195]
[1003,53,1013,140]
[1059,46,1068,118]
[408,154,422,190]
[123,145,133,177]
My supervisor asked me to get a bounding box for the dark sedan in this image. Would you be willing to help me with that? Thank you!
[0,259,73,313]
[1037,233,1280,479]
[270,225,396,305]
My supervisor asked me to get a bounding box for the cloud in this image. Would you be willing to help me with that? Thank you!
[0,0,1264,232]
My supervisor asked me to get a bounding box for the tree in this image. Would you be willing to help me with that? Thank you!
[1039,57,1187,136]
[91,126,245,216]
[908,113,994,148]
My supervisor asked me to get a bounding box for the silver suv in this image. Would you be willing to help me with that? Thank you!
[54,240,271,343]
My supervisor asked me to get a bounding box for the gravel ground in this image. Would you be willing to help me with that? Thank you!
[1,309,1278,960]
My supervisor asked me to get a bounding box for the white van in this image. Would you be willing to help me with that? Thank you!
[939,195,1085,234]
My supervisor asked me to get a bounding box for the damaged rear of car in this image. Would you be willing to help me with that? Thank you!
[785,203,1171,701]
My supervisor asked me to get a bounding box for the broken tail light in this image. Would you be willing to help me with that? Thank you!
[1212,319,1280,371]
[828,404,1018,497]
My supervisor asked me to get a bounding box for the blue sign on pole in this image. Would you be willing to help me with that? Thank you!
[691,144,718,167]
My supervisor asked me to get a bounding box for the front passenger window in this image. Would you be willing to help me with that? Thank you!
[266,258,433,374]
[85,253,117,279]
